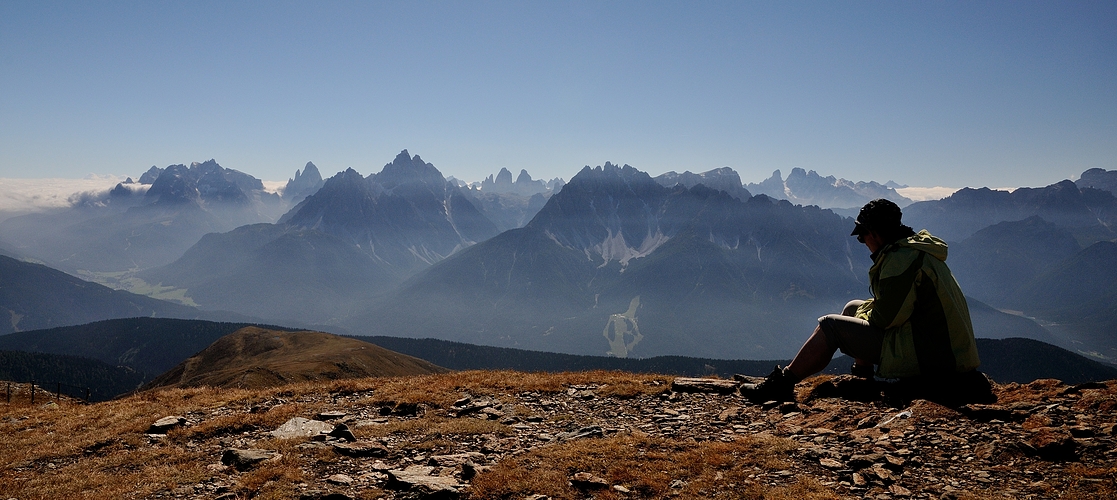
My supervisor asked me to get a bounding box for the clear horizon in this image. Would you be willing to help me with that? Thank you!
[2,2,1114,189]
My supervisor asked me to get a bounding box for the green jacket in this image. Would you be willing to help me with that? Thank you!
[855,230,981,378]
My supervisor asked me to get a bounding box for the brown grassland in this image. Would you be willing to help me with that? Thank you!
[0,371,829,500]
[2,371,1115,499]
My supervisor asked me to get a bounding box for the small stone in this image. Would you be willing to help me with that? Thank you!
[671,377,739,394]
[461,461,478,481]
[871,464,896,482]
[613,484,631,493]
[778,402,799,414]
[148,415,186,434]
[820,458,844,469]
[221,448,279,471]
[386,466,461,497]
[326,474,354,486]
[885,455,906,470]
[332,441,388,458]
[556,425,604,440]
[717,406,740,422]
[848,453,884,470]
[316,411,347,420]
[428,452,486,467]
[1027,427,1077,461]
[328,423,357,442]
[570,472,609,489]
[890,484,912,496]
[271,417,334,439]
[1068,425,1094,438]
[481,407,505,419]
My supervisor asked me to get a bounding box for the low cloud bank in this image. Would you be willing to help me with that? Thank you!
[896,186,960,202]
[0,175,129,214]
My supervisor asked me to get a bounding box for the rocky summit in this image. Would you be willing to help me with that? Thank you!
[2,371,1114,499]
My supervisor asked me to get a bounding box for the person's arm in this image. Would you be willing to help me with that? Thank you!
[863,250,922,330]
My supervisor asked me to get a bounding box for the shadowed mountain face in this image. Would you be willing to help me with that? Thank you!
[900,176,1117,362]
[141,327,447,391]
[0,350,148,401]
[141,151,500,324]
[0,317,281,377]
[949,216,1082,306]
[902,180,1117,243]
[0,160,285,273]
[1004,241,1117,360]
[654,167,752,201]
[348,163,867,359]
[0,255,245,335]
[281,151,498,275]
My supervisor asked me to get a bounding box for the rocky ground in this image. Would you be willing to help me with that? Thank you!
[3,373,1116,499]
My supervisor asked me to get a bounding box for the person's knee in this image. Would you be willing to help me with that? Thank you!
[842,300,864,317]
[816,315,844,351]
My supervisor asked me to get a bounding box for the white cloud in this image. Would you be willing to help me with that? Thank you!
[896,186,960,202]
[0,175,129,213]
[260,180,285,195]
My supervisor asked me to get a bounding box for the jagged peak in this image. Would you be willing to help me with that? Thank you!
[374,150,446,189]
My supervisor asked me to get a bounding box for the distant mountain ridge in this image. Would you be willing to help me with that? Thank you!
[141,151,500,324]
[654,167,752,201]
[1076,167,1117,195]
[0,159,289,273]
[349,162,871,359]
[282,161,325,206]
[902,179,1117,243]
[0,255,249,335]
[459,167,562,232]
[0,317,294,378]
[746,167,912,209]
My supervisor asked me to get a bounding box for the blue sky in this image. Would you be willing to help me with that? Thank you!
[1,1,1114,189]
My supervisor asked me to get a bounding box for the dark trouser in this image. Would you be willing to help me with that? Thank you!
[816,300,884,364]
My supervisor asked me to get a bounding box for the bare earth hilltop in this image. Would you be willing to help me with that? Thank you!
[1,371,1115,499]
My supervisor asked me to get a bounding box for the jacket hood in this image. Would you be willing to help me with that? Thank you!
[895,229,948,262]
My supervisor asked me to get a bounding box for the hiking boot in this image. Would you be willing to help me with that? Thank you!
[740,366,798,403]
[850,362,875,379]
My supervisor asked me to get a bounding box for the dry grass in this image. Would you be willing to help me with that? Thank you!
[0,370,667,499]
[16,369,1091,499]
[469,433,837,500]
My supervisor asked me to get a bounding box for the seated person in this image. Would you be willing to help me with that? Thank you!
[742,199,985,405]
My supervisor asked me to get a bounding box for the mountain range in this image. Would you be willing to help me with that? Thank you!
[2,152,1115,366]
[0,255,252,335]
[138,151,499,323]
[746,167,912,210]
[351,162,876,359]
[902,179,1117,244]
[0,160,297,274]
